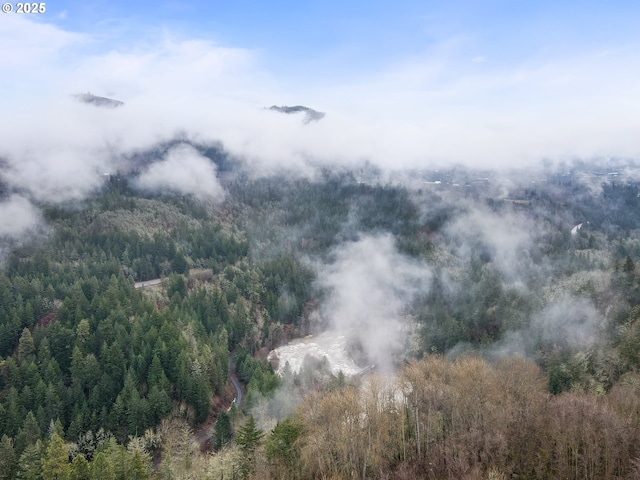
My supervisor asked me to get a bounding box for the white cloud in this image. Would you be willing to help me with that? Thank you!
[135,143,225,201]
[0,16,639,209]
[0,15,82,70]
[0,195,41,237]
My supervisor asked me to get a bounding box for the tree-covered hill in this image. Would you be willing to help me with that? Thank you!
[3,150,640,478]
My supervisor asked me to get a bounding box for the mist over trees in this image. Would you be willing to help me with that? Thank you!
[2,145,640,478]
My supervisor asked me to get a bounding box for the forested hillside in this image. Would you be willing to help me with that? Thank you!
[2,146,640,479]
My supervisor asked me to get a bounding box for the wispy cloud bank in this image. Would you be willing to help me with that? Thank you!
[1,16,639,210]
[135,144,225,201]
[444,206,534,282]
[0,195,41,238]
[317,234,432,373]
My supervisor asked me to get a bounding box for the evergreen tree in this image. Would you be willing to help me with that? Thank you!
[15,411,41,454]
[41,432,70,480]
[17,440,43,480]
[167,274,187,299]
[0,404,5,437]
[90,451,115,480]
[147,354,170,391]
[213,412,232,450]
[17,328,35,361]
[148,385,172,425]
[69,454,90,480]
[4,387,24,437]
[235,416,263,477]
[0,435,17,480]
[75,320,91,351]
[236,416,263,452]
[171,253,189,275]
[265,417,304,474]
[48,419,65,440]
[189,374,211,423]
[127,451,149,480]
[624,256,636,273]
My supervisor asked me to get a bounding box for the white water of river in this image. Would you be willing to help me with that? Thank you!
[268,331,366,377]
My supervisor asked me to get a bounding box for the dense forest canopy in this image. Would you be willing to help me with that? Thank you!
[2,144,640,478]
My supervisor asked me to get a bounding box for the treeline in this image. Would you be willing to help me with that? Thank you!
[0,430,152,480]
[136,355,640,480]
[234,172,422,254]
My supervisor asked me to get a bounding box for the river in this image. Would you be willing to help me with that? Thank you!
[268,331,368,377]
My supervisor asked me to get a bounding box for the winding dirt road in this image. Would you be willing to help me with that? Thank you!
[192,354,245,452]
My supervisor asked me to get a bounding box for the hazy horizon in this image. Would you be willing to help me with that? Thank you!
[2,2,640,232]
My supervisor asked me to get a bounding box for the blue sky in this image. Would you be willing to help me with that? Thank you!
[44,1,639,75]
[0,0,639,189]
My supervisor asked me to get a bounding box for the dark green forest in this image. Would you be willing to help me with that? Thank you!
[3,148,640,479]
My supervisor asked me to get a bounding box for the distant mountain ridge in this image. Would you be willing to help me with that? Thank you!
[74,93,124,108]
[269,105,325,123]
